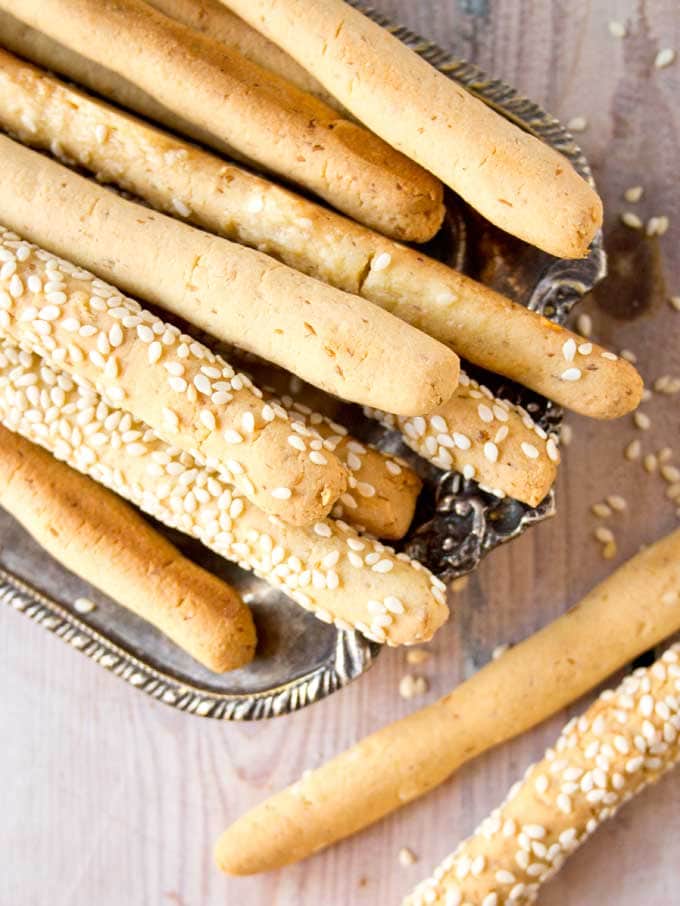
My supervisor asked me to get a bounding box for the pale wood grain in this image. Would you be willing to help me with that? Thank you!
[2,1,680,904]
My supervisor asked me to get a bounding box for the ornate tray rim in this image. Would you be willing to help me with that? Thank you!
[0,6,606,720]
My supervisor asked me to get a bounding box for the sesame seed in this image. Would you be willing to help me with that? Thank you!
[621,211,642,229]
[560,367,582,382]
[171,197,191,217]
[608,20,627,37]
[576,313,592,337]
[520,442,539,460]
[453,432,471,450]
[224,429,243,444]
[591,502,612,518]
[655,48,676,68]
[385,460,402,476]
[624,185,643,203]
[606,494,627,511]
[483,442,499,463]
[371,251,392,271]
[634,411,651,430]
[399,674,428,699]
[578,342,593,355]
[669,297,680,312]
[310,451,328,466]
[271,487,292,500]
[566,116,588,132]
[399,847,417,867]
[478,403,494,423]
[646,215,670,237]
[625,438,641,461]
[620,348,637,364]
[562,338,577,362]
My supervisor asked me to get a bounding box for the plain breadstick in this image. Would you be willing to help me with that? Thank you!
[1,0,445,243]
[0,51,639,419]
[0,424,255,672]
[0,136,458,416]
[145,0,339,109]
[0,7,232,153]
[223,0,604,258]
[214,527,680,873]
[0,339,449,647]
[0,225,348,526]
[367,371,559,507]
[406,644,680,906]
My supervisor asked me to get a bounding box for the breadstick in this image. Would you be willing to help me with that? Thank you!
[0,51,639,418]
[0,7,229,153]
[242,363,422,540]
[0,339,449,647]
[0,136,458,416]
[224,0,603,259]
[0,424,255,672]
[367,371,559,507]
[0,223,349,525]
[214,528,680,873]
[1,0,445,243]
[146,0,339,109]
[406,644,680,906]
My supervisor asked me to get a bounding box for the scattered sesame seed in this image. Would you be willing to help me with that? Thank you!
[620,348,638,364]
[594,526,614,544]
[606,494,627,512]
[625,438,641,461]
[602,540,618,560]
[668,297,680,312]
[644,453,658,474]
[621,211,642,229]
[566,116,588,132]
[399,674,429,700]
[623,185,643,203]
[661,465,680,483]
[560,424,573,446]
[608,20,627,38]
[399,847,418,867]
[406,648,431,665]
[655,48,676,68]
[634,411,651,430]
[74,596,96,614]
[591,502,612,518]
[576,313,592,337]
[646,215,670,237]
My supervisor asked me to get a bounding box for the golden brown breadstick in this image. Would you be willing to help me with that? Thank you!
[224,0,604,258]
[0,136,458,416]
[367,371,559,507]
[214,527,680,873]
[0,338,449,647]
[0,50,639,418]
[406,643,680,906]
[1,0,445,242]
[0,223,348,525]
[146,0,339,108]
[0,7,229,153]
[243,363,422,540]
[0,423,255,672]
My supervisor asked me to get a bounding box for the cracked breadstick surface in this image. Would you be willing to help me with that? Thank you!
[0,424,256,672]
[0,49,639,418]
[0,223,348,525]
[406,643,680,905]
[224,0,603,258]
[0,135,459,416]
[214,528,680,873]
[0,339,449,647]
[0,0,445,242]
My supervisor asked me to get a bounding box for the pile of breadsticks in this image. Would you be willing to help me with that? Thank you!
[0,0,643,670]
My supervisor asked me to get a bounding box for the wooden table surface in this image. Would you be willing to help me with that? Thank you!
[2,1,680,904]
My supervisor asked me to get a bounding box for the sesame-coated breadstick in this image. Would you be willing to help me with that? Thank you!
[214,528,680,874]
[0,0,445,242]
[406,644,680,906]
[224,0,604,258]
[0,424,256,672]
[145,0,340,109]
[367,371,559,507]
[0,50,639,418]
[0,224,348,525]
[0,339,449,647]
[262,387,422,541]
[0,136,459,416]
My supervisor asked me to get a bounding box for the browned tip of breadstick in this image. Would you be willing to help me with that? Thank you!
[0,424,256,672]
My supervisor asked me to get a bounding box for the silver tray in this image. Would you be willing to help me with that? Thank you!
[0,6,606,719]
